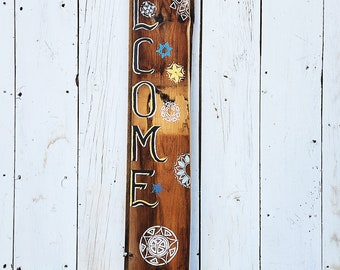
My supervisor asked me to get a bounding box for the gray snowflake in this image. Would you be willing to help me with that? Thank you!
[140,1,157,18]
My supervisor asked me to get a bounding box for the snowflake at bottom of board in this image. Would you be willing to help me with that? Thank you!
[139,225,179,266]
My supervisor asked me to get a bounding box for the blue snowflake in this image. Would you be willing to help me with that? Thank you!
[152,183,163,194]
[156,42,173,58]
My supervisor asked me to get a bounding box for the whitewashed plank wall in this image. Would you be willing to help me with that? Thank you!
[0,1,340,270]
[78,1,127,269]
[201,0,260,269]
[0,1,14,268]
[323,1,340,269]
[261,1,323,269]
[14,1,78,269]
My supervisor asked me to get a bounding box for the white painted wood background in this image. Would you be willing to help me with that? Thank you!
[0,0,339,269]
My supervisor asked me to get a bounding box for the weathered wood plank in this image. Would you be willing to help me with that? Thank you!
[323,1,340,268]
[77,1,129,269]
[201,0,260,269]
[261,1,323,269]
[0,1,14,268]
[14,1,77,268]
[125,1,192,269]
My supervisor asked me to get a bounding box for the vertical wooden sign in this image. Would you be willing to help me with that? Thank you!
[126,0,192,269]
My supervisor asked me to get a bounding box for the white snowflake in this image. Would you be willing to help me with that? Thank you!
[140,1,157,18]
[161,101,180,122]
[139,226,178,266]
[170,0,190,21]
[174,153,191,188]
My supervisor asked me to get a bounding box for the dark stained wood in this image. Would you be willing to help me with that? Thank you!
[125,1,193,269]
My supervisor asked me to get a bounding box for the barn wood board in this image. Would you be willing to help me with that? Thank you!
[125,0,193,269]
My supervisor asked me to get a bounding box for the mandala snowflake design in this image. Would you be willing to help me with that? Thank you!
[140,1,157,18]
[156,42,173,59]
[166,63,185,84]
[174,153,190,188]
[161,101,180,122]
[170,0,190,21]
[139,225,179,266]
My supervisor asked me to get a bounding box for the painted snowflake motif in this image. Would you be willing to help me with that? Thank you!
[140,1,157,18]
[166,63,185,84]
[161,101,180,122]
[174,153,190,188]
[170,0,190,21]
[139,225,179,266]
[156,42,173,58]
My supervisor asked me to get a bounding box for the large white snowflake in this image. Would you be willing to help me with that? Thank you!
[170,0,190,21]
[139,226,178,266]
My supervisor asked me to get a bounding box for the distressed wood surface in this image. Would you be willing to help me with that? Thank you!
[323,0,340,269]
[13,1,78,269]
[261,0,323,269]
[201,1,260,269]
[0,1,14,268]
[78,1,128,269]
[125,1,192,269]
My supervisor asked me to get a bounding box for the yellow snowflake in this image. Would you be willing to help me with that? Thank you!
[166,63,185,84]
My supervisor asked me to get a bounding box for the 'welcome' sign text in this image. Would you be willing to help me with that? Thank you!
[125,0,192,269]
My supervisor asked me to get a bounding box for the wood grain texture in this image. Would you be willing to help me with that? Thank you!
[14,1,77,268]
[125,1,192,269]
[0,1,14,268]
[261,0,323,269]
[323,1,340,269]
[201,1,260,269]
[78,1,128,269]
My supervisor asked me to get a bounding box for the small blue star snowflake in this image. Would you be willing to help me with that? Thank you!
[156,42,173,58]
[152,183,163,194]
